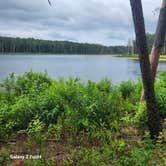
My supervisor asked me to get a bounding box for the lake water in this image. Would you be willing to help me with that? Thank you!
[0,54,166,84]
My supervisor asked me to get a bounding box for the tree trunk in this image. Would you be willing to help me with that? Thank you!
[130,0,161,139]
[141,0,166,100]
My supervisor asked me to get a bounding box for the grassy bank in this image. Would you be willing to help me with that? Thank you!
[0,71,166,165]
[115,54,166,61]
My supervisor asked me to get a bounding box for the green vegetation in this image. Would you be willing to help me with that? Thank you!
[160,56,166,60]
[0,36,127,55]
[1,33,165,56]
[0,33,165,56]
[116,54,166,61]
[128,33,166,55]
[0,71,166,165]
[115,54,138,59]
[133,33,157,53]
[146,33,155,53]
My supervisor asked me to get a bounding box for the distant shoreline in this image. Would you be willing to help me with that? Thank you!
[113,54,166,62]
[0,53,166,62]
[0,52,116,56]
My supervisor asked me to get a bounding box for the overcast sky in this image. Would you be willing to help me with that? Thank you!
[0,0,162,46]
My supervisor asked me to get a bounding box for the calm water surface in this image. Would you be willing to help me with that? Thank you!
[0,54,166,84]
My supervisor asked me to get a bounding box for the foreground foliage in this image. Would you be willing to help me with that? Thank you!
[0,71,165,165]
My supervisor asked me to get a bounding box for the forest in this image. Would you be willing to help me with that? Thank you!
[0,36,127,55]
[0,34,162,55]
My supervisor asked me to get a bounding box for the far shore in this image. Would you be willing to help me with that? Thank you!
[0,52,90,55]
[0,53,166,62]
[114,54,166,62]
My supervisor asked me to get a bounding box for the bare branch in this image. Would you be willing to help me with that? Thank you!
[48,0,52,6]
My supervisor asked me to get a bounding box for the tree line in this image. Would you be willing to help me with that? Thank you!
[0,36,127,55]
[128,33,166,55]
[1,35,164,55]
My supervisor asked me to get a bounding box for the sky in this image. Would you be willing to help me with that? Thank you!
[0,0,162,46]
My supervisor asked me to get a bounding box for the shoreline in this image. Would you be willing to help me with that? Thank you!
[113,54,166,62]
[0,53,166,61]
[0,53,115,55]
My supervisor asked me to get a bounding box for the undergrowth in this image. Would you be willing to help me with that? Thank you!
[0,71,165,165]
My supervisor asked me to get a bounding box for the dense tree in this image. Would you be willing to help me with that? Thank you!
[130,0,161,138]
[133,33,166,55]
[0,36,127,55]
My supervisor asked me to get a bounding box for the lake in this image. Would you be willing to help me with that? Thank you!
[0,54,166,84]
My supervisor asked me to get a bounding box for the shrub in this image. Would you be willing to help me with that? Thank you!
[155,71,166,118]
[25,159,53,166]
[119,80,136,99]
[0,148,11,166]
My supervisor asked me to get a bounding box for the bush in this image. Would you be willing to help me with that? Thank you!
[0,148,11,166]
[155,71,166,118]
[0,71,166,166]
[25,159,53,166]
[119,80,136,99]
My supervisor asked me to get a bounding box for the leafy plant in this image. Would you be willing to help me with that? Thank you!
[0,148,11,166]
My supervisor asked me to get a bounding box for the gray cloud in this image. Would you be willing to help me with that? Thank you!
[0,0,162,45]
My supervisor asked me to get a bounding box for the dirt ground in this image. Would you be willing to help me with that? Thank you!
[1,137,71,166]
